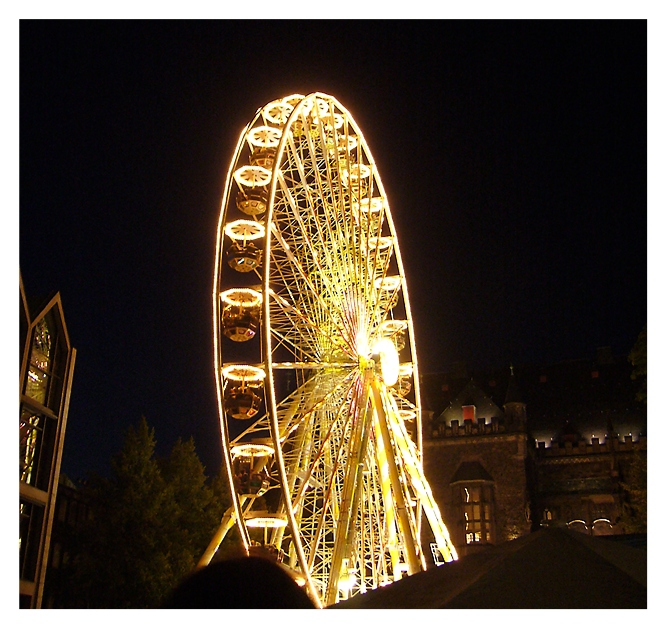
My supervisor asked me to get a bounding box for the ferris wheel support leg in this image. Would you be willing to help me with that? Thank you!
[369,378,421,577]
[325,373,373,607]
[197,501,242,569]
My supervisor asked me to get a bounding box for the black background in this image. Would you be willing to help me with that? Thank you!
[19,20,647,480]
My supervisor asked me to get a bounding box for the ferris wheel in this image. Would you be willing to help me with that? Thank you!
[200,93,457,607]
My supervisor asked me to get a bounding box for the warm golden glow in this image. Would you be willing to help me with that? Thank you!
[323,112,344,131]
[224,219,265,241]
[221,364,266,382]
[354,196,384,214]
[230,442,275,457]
[367,236,394,251]
[220,288,263,308]
[399,409,417,422]
[336,134,358,152]
[398,363,413,376]
[372,337,400,386]
[342,163,371,187]
[379,319,407,335]
[374,275,402,292]
[234,165,272,188]
[263,98,295,125]
[247,125,282,148]
[244,512,288,528]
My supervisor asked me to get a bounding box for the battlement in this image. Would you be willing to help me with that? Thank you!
[536,435,646,458]
[430,417,510,439]
[428,419,647,458]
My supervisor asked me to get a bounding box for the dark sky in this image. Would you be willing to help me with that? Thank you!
[19,20,647,481]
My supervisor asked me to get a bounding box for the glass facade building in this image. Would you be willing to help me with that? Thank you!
[19,277,76,608]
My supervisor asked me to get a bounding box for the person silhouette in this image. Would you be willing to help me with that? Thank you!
[163,555,316,609]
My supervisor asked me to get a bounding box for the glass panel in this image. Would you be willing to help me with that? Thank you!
[20,408,43,484]
[25,319,52,404]
[20,500,45,582]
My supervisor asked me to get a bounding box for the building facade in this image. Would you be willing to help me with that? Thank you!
[20,277,76,608]
[421,351,647,558]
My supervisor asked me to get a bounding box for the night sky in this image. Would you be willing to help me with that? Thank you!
[19,20,647,481]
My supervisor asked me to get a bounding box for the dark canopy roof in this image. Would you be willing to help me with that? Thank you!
[331,528,646,609]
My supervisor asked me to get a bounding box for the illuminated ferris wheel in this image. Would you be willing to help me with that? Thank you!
[200,93,457,607]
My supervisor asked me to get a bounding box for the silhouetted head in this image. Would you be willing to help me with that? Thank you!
[163,556,316,609]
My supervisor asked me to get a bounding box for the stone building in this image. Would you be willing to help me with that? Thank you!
[421,350,647,559]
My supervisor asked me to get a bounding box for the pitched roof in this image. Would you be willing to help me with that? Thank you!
[436,379,502,425]
[450,460,494,483]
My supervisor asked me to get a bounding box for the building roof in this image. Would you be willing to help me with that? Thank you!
[436,379,502,426]
[332,528,647,609]
[422,353,646,443]
[450,460,494,483]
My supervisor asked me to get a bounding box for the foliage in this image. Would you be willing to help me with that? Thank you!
[628,324,647,404]
[619,448,647,534]
[59,417,232,608]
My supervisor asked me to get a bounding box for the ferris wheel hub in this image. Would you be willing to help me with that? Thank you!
[370,337,400,386]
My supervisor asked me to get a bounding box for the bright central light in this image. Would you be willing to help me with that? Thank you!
[371,337,400,386]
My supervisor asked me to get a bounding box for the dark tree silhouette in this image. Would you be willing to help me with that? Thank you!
[59,417,231,608]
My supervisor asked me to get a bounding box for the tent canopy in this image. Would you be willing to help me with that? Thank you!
[331,528,647,609]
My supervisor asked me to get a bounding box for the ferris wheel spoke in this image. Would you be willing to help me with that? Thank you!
[269,223,348,331]
[273,368,358,441]
[289,375,361,511]
[281,123,366,311]
[274,171,354,313]
[268,301,357,365]
[271,361,357,370]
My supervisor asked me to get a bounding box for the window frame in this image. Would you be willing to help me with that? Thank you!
[455,480,496,546]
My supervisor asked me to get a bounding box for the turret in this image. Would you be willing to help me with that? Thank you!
[503,365,527,430]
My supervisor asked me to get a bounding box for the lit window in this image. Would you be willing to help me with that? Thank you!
[25,319,52,404]
[460,483,494,545]
[20,408,43,484]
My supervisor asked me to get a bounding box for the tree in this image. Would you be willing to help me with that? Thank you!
[72,417,176,607]
[159,437,226,576]
[61,417,231,608]
[628,324,647,404]
[619,448,647,534]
